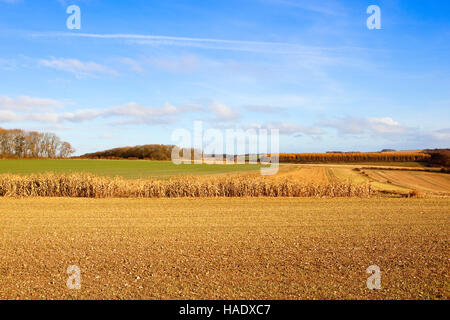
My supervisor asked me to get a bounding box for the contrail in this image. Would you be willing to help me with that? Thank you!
[32,32,330,55]
[37,31,300,46]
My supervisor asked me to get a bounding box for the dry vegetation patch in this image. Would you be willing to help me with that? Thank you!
[0,173,375,198]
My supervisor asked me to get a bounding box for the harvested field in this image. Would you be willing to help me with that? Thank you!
[0,198,448,300]
[328,167,368,184]
[328,167,411,194]
[271,166,330,183]
[288,166,450,196]
[365,170,450,195]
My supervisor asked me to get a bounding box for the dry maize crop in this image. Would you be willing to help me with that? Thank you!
[0,172,376,198]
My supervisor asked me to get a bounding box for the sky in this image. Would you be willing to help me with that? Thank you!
[0,0,449,155]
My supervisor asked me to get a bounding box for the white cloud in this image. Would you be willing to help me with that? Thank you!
[119,58,144,73]
[262,0,345,16]
[367,117,406,134]
[0,110,22,122]
[28,113,60,123]
[39,58,118,78]
[100,133,115,139]
[320,116,408,135]
[107,102,178,117]
[426,128,450,142]
[104,102,203,125]
[0,99,205,125]
[0,109,101,124]
[0,95,65,111]
[56,109,102,123]
[244,121,323,136]
[118,54,203,74]
[243,105,287,114]
[272,122,324,135]
[208,102,238,121]
[19,102,184,124]
[151,55,199,73]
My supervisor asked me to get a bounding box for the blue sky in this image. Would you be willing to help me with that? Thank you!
[0,0,449,155]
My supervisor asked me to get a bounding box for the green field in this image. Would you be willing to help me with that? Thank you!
[0,159,263,179]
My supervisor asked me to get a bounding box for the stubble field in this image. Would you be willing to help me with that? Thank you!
[0,197,448,300]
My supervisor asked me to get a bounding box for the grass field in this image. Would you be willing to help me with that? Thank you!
[0,159,263,179]
[0,197,448,300]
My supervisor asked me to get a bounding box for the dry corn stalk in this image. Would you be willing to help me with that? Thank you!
[0,173,375,198]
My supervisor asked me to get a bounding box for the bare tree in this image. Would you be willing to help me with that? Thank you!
[59,141,75,158]
[0,128,74,159]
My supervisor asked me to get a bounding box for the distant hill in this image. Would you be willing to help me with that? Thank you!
[79,145,450,168]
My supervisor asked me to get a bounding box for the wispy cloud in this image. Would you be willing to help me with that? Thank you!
[118,57,144,73]
[151,55,199,73]
[0,97,204,125]
[0,0,22,3]
[99,133,115,139]
[33,32,351,55]
[272,122,324,136]
[244,121,323,136]
[208,102,239,121]
[315,117,449,146]
[115,54,201,74]
[262,0,345,16]
[320,117,409,135]
[243,105,287,114]
[104,102,203,125]
[39,57,118,78]
[0,58,16,70]
[0,110,21,122]
[38,109,102,123]
[0,95,66,111]
[425,128,450,142]
[1,96,448,148]
[0,109,101,124]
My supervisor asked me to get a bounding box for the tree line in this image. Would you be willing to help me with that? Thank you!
[0,128,75,159]
[81,144,175,160]
[276,152,431,163]
[423,149,450,168]
[82,145,441,165]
